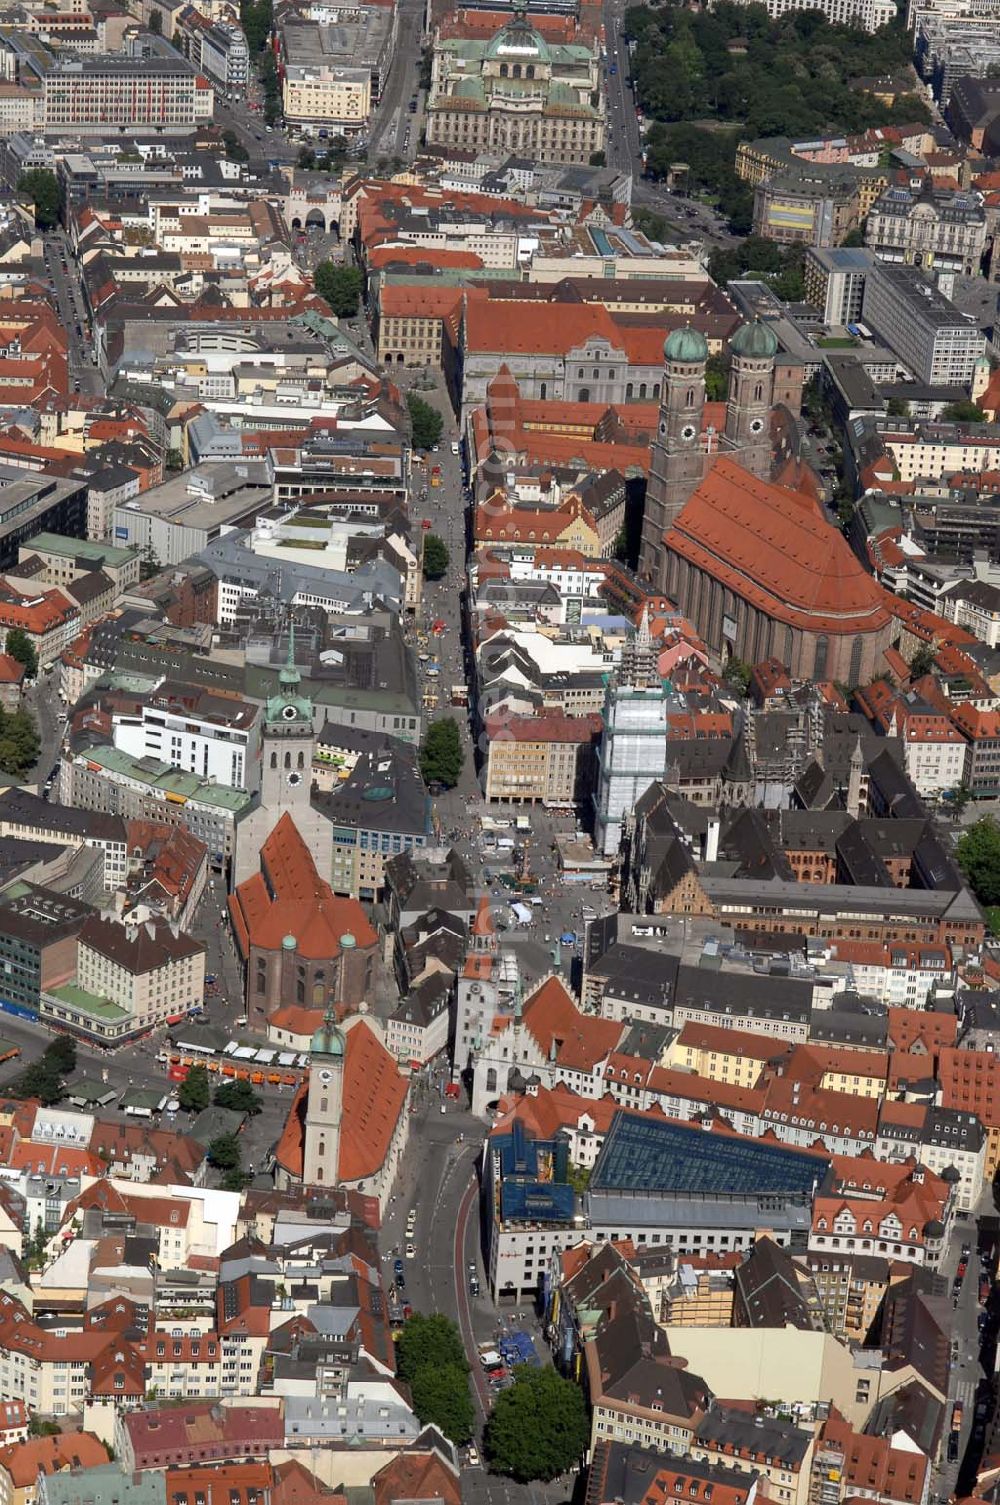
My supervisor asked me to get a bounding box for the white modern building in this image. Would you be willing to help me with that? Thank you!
[112,691,261,792]
[862,262,986,387]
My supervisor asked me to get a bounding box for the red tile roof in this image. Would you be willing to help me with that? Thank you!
[667,458,893,635]
[485,711,602,744]
[123,1402,284,1469]
[274,1021,409,1186]
[339,1020,409,1182]
[372,1452,461,1505]
[674,1020,785,1064]
[229,813,376,961]
[818,1410,929,1505]
[886,1005,956,1054]
[0,1433,107,1488]
[521,975,623,1072]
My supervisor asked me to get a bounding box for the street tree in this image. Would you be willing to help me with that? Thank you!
[214,1080,263,1115]
[12,1058,64,1106]
[409,1364,474,1444]
[484,1367,589,1482]
[957,817,1000,908]
[240,0,272,52]
[17,169,59,230]
[314,261,363,317]
[207,1133,242,1172]
[0,709,39,778]
[45,1035,76,1075]
[220,130,249,164]
[396,1314,468,1382]
[407,393,444,451]
[419,718,464,790]
[422,534,449,580]
[139,544,161,582]
[6,628,37,680]
[11,1038,76,1107]
[177,1064,210,1114]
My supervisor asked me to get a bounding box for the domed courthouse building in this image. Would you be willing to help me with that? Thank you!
[424,11,605,164]
[640,323,896,685]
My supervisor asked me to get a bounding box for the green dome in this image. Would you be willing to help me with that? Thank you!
[486,13,551,61]
[730,319,779,359]
[311,1012,345,1058]
[663,325,708,364]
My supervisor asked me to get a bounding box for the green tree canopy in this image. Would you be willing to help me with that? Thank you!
[259,49,281,124]
[396,1314,469,1383]
[407,393,444,451]
[45,1035,76,1075]
[633,4,926,230]
[220,130,249,164]
[705,352,730,401]
[956,817,1000,908]
[409,1364,474,1444]
[0,709,39,778]
[11,1037,77,1107]
[207,1133,242,1171]
[17,169,59,230]
[944,400,986,423]
[27,1417,61,1438]
[484,1367,589,1482]
[422,533,449,580]
[909,643,936,679]
[724,657,752,696]
[214,1080,263,1115]
[315,261,363,317]
[709,237,805,299]
[629,2,926,140]
[177,1064,210,1114]
[6,628,37,680]
[240,0,272,53]
[420,718,464,789]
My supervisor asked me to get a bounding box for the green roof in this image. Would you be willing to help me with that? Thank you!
[26,531,139,567]
[48,984,130,1022]
[44,1466,165,1505]
[82,746,252,812]
[120,1086,167,1110]
[67,1076,117,1103]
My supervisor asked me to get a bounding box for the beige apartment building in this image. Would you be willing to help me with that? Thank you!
[282,65,371,136]
[74,915,205,1032]
[483,711,602,805]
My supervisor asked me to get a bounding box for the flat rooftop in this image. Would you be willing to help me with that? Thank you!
[281,10,393,71]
